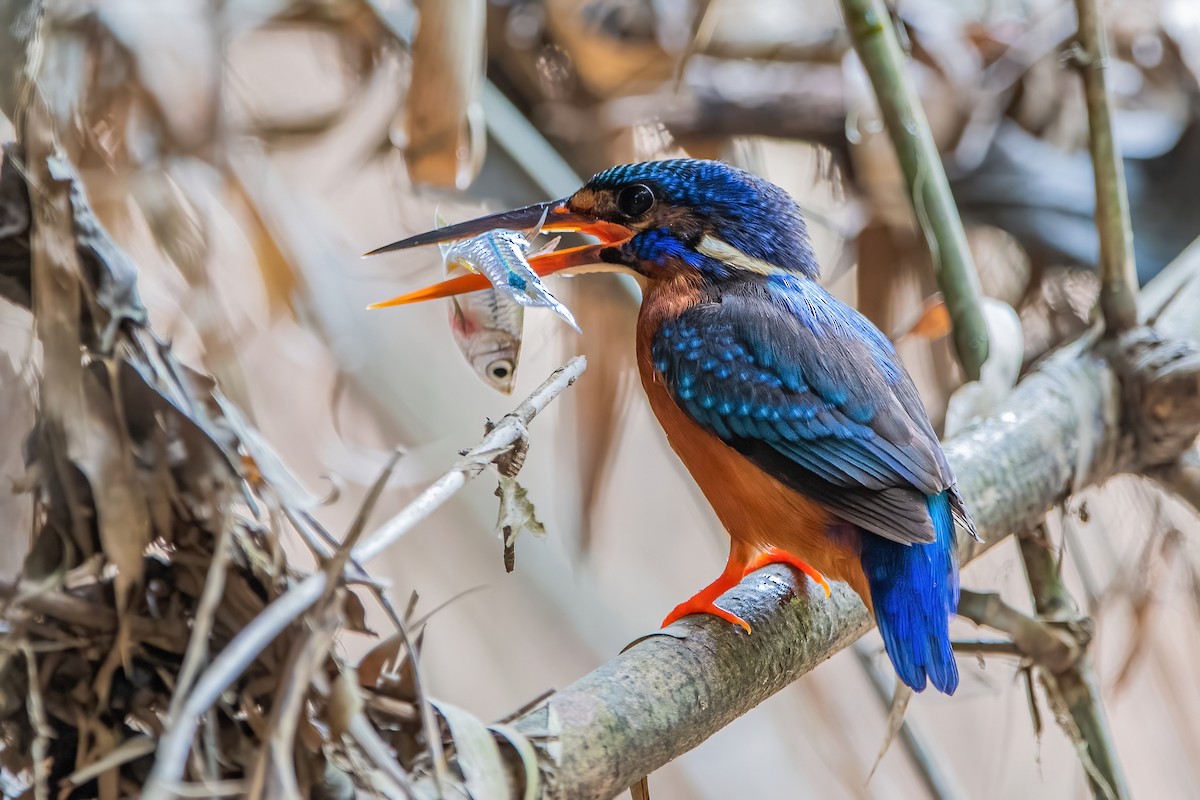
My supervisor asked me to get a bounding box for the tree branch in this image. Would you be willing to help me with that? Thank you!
[956,589,1082,674]
[496,246,1200,799]
[1018,524,1131,800]
[840,0,990,379]
[1073,0,1139,334]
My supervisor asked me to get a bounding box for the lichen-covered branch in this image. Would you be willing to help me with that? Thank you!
[498,247,1200,800]
[840,0,990,379]
[1073,0,1139,334]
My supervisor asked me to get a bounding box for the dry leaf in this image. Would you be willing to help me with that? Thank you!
[227,166,301,320]
[328,668,365,739]
[891,295,951,343]
[430,699,509,800]
[495,474,546,573]
[489,723,541,800]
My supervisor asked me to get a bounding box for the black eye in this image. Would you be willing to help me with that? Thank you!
[616,183,655,217]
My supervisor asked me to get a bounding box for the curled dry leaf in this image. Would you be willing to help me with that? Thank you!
[77,362,152,615]
[488,723,540,800]
[403,0,487,189]
[431,699,510,800]
[890,294,951,344]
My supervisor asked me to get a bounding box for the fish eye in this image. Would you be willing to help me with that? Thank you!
[616,184,655,217]
[488,359,514,380]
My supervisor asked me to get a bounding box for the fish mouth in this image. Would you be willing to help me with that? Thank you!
[363,200,633,308]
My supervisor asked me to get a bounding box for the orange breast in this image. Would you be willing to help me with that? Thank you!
[636,277,870,601]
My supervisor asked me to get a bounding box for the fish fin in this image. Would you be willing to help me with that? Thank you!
[528,235,562,258]
[434,208,451,260]
[526,206,550,239]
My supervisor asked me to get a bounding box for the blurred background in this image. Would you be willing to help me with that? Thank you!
[3,0,1200,797]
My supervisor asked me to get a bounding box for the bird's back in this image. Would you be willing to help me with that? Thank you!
[637,270,966,693]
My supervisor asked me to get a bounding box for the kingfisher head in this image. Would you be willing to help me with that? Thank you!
[365,159,819,305]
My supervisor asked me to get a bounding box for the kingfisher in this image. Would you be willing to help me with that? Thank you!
[366,159,976,694]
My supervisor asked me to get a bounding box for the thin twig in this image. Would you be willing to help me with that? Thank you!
[141,356,586,800]
[840,0,989,379]
[23,646,51,800]
[853,641,966,800]
[1073,0,1138,333]
[286,507,406,629]
[1018,523,1130,800]
[951,639,1023,657]
[957,589,1081,673]
[167,512,235,722]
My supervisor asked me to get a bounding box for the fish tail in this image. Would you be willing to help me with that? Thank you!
[858,491,960,694]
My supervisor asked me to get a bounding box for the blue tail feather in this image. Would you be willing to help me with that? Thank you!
[859,491,960,694]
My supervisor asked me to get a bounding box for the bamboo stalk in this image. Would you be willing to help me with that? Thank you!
[1073,0,1139,334]
[840,0,990,379]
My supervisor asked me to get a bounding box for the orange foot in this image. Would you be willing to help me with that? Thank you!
[662,580,753,633]
[662,541,754,633]
[743,547,831,598]
[661,545,832,634]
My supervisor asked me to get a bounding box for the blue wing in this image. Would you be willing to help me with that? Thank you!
[652,275,967,545]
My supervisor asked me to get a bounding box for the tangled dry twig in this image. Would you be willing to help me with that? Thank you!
[0,138,585,799]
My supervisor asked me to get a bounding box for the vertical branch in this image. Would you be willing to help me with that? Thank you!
[1073,0,1139,334]
[840,0,989,379]
[1018,524,1131,800]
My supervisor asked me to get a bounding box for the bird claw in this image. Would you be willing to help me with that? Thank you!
[662,597,752,634]
[662,546,830,635]
[742,547,831,597]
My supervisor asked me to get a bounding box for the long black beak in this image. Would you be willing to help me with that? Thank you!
[364,199,633,308]
[364,199,629,256]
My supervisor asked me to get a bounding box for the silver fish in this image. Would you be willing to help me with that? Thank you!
[434,211,577,393]
[445,259,524,394]
[442,224,580,333]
